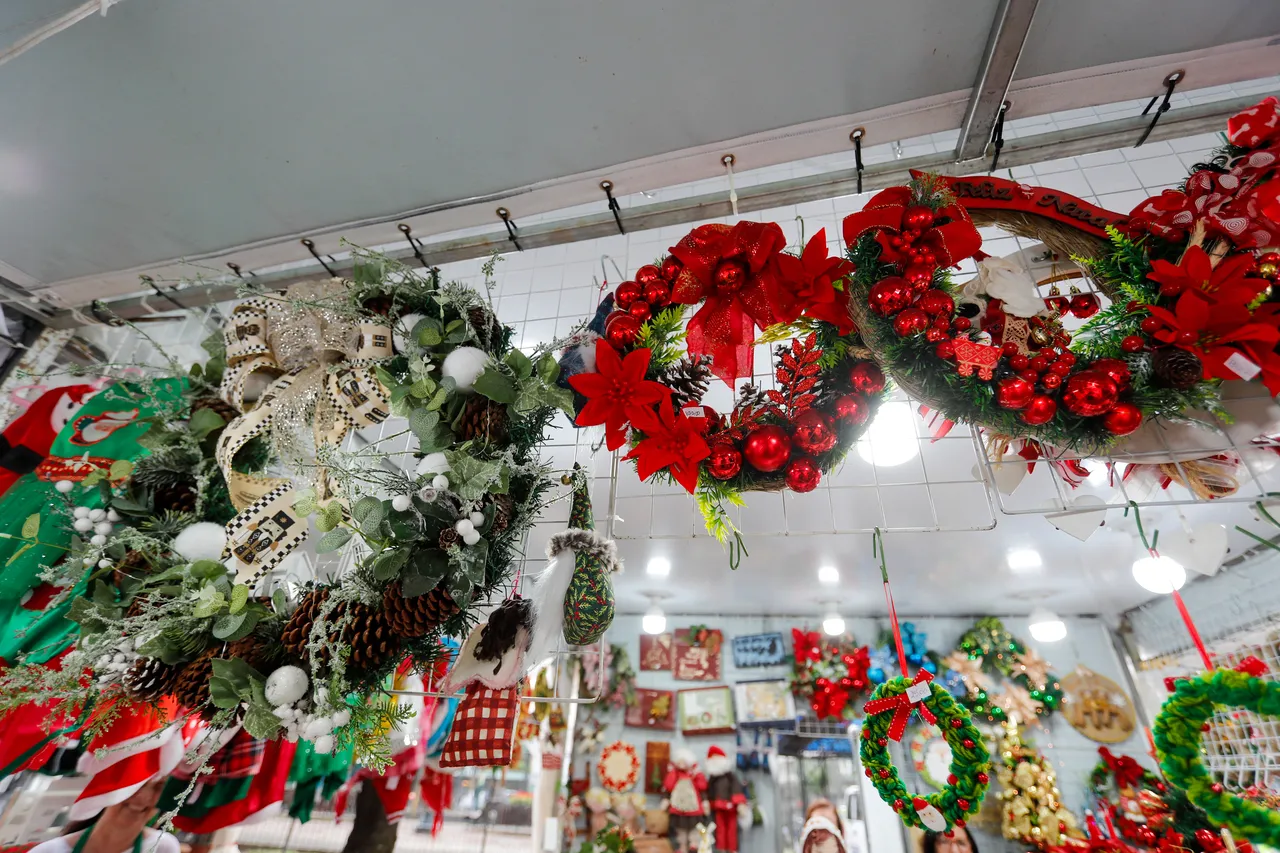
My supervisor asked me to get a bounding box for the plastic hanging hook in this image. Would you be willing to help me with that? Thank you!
[990,101,1010,172]
[600,180,625,235]
[1123,500,1159,553]
[728,531,749,570]
[1136,71,1183,148]
[300,238,337,277]
[722,154,739,217]
[496,207,522,251]
[849,127,866,195]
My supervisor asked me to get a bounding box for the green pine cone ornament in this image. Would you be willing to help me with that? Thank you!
[563,549,614,646]
[1153,668,1280,847]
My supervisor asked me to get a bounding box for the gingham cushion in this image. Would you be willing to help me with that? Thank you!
[439,683,520,768]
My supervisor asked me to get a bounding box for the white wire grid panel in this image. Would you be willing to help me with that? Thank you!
[1126,561,1280,794]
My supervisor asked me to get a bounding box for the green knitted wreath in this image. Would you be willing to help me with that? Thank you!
[1153,669,1280,848]
[860,677,991,832]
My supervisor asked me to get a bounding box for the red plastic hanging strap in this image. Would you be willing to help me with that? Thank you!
[873,528,910,677]
[1125,502,1213,671]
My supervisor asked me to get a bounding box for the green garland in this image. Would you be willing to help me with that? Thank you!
[952,616,1063,723]
[859,677,990,832]
[1153,669,1280,847]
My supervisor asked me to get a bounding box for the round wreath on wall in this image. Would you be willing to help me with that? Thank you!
[562,223,887,544]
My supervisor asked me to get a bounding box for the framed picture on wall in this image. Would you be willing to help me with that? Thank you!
[733,678,796,727]
[625,688,676,731]
[673,627,723,681]
[678,686,735,735]
[643,741,670,794]
[731,632,788,668]
[640,633,673,671]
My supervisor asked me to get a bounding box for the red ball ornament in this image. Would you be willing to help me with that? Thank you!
[1139,315,1163,334]
[1030,353,1054,372]
[915,289,955,316]
[926,328,947,342]
[1057,351,1077,367]
[714,260,749,294]
[848,362,886,395]
[603,311,641,348]
[1062,371,1119,417]
[952,316,972,331]
[635,264,663,288]
[936,340,956,359]
[996,377,1035,410]
[1103,402,1143,436]
[1121,335,1145,353]
[833,394,870,425]
[904,266,933,289]
[643,280,671,307]
[793,409,838,455]
[705,442,742,480]
[1041,372,1063,390]
[1049,360,1073,376]
[1021,395,1058,426]
[614,280,641,309]
[1019,369,1041,385]
[660,255,682,282]
[627,299,652,321]
[1069,292,1101,318]
[903,205,935,229]
[1010,354,1030,371]
[743,425,792,473]
[868,277,914,317]
[1091,357,1131,388]
[785,457,822,493]
[893,308,930,337]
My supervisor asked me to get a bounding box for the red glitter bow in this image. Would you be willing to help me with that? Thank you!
[812,677,850,720]
[1228,96,1280,150]
[862,669,936,741]
[840,186,982,269]
[792,628,823,665]
[1098,747,1145,789]
[669,221,786,385]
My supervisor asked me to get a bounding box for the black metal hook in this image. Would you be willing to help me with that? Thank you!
[599,180,625,235]
[1136,71,1184,148]
[397,223,432,269]
[496,207,522,251]
[90,299,123,326]
[226,262,253,280]
[141,274,188,312]
[300,238,337,277]
[849,127,866,194]
[990,101,1009,172]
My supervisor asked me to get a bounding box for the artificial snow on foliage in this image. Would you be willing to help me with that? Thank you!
[415,451,450,477]
[172,522,228,562]
[264,664,309,707]
[392,312,426,353]
[440,346,489,392]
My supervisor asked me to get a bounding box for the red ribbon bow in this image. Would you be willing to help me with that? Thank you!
[669,221,786,385]
[862,669,936,741]
[1228,96,1280,150]
[792,628,823,665]
[1098,747,1145,789]
[1235,655,1269,677]
[841,186,982,269]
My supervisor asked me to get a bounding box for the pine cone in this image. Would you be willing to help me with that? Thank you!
[227,634,280,673]
[171,650,215,713]
[153,481,197,514]
[344,601,397,675]
[364,295,395,316]
[383,582,458,638]
[468,306,504,345]
[489,494,516,534]
[282,588,331,662]
[116,550,153,591]
[457,396,509,445]
[1151,348,1203,390]
[124,657,183,703]
[659,357,712,409]
[191,397,240,424]
[438,527,461,550]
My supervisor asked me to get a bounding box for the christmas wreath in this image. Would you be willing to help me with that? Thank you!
[1153,667,1280,848]
[860,671,990,833]
[943,616,1063,724]
[563,222,887,542]
[843,97,1280,452]
[789,628,876,720]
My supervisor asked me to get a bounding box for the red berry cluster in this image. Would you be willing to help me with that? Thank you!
[603,257,682,349]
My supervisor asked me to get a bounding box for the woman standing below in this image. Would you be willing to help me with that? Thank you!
[32,778,178,853]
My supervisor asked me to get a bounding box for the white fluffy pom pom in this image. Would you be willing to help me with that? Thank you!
[392,495,412,512]
[455,519,475,536]
[332,709,351,727]
[73,518,93,533]
[432,474,449,490]
[94,522,114,536]
[106,509,121,522]
[468,511,485,526]
[74,507,90,520]
[462,530,481,546]
[89,509,105,522]
[90,534,107,546]
[98,559,113,569]
[440,346,489,392]
[264,665,310,707]
[393,313,426,353]
[313,734,335,755]
[55,480,73,494]
[172,522,229,562]
[415,452,450,477]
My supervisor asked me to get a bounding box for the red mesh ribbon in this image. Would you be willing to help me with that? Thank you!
[841,187,982,268]
[669,221,785,384]
[862,669,936,741]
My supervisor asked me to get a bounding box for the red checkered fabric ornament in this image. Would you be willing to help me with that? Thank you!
[439,683,521,768]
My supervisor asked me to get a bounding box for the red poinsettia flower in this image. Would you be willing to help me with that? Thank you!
[792,628,823,665]
[1146,246,1268,304]
[811,677,850,720]
[1146,293,1280,388]
[669,221,786,384]
[623,400,711,493]
[568,339,671,451]
[771,229,856,335]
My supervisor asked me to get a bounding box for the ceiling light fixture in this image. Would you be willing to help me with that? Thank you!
[822,610,845,636]
[1027,608,1067,643]
[643,605,667,635]
[856,402,920,467]
[1006,548,1043,572]
[818,565,840,585]
[1132,555,1186,594]
[646,557,671,578]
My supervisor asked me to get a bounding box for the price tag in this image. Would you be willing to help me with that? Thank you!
[681,406,707,419]
[906,680,932,703]
[1224,351,1261,381]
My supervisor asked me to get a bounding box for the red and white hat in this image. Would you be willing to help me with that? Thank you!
[707,745,726,759]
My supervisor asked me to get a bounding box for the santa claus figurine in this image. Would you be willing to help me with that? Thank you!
[705,745,750,852]
[663,747,708,853]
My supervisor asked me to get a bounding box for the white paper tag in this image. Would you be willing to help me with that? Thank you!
[682,406,707,418]
[906,681,932,703]
[1224,351,1261,381]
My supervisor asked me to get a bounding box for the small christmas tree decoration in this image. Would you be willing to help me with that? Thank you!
[382,581,458,638]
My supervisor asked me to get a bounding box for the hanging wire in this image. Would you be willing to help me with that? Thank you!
[872,528,910,675]
[599,180,625,235]
[299,238,337,276]
[721,154,739,217]
[990,101,1009,172]
[1136,71,1183,148]
[849,127,866,195]
[1125,501,1212,670]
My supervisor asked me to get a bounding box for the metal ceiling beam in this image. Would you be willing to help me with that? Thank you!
[954,0,1039,162]
[39,94,1253,330]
